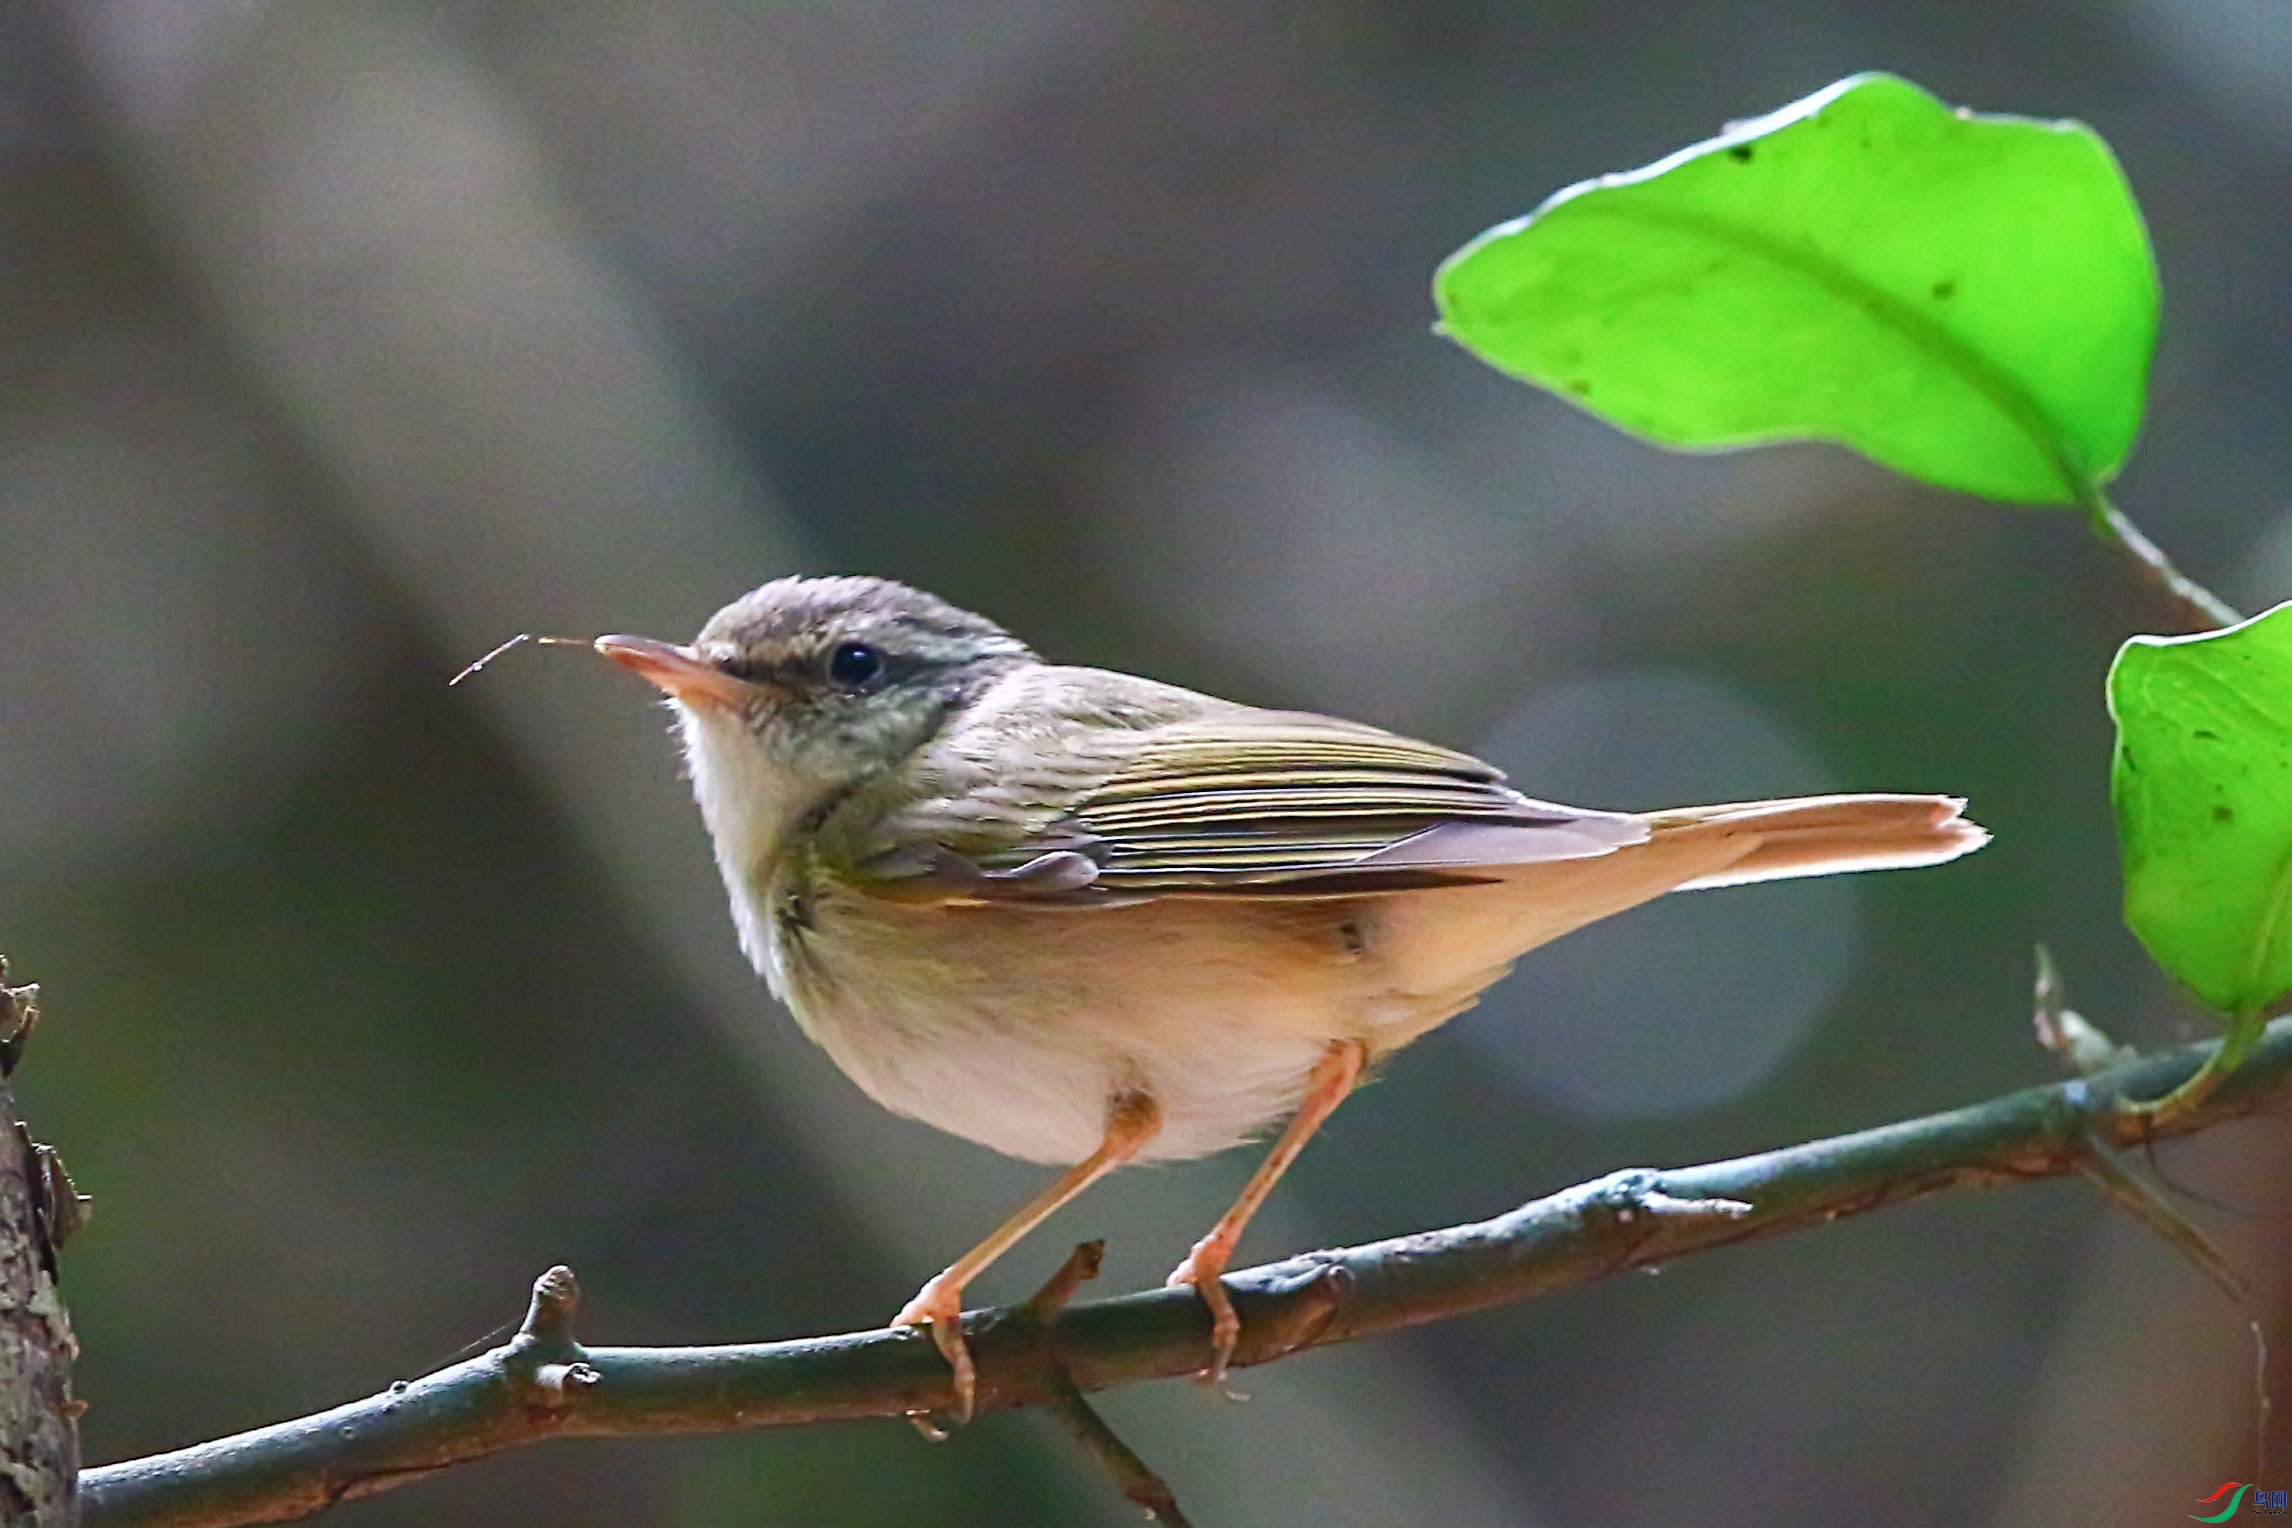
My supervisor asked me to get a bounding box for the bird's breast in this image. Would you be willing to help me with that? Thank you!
[762,886,1451,1164]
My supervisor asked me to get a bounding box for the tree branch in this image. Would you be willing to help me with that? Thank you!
[81,1018,2292,1528]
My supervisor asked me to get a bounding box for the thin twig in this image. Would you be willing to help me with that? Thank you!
[1040,1371,1192,1528]
[79,1018,2292,1528]
[2072,1132,2247,1305]
[2031,944,2133,1075]
[1021,1242,1194,1526]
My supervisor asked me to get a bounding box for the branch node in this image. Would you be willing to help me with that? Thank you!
[531,1362,602,1404]
[518,1266,582,1349]
[1232,1257,1353,1367]
[29,1142,89,1256]
[0,962,40,1079]
[2032,945,2131,1075]
[1026,1240,1106,1325]
[506,1267,593,1409]
[1590,1168,1751,1228]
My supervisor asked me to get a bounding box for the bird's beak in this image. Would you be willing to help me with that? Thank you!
[593,634,760,710]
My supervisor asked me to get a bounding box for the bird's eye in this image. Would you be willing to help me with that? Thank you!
[827,640,887,691]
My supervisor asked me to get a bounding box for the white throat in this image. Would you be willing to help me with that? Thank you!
[675,703,818,982]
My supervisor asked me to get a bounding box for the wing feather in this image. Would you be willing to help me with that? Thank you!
[860,682,1646,900]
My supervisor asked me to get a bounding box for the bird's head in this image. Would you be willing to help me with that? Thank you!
[597,575,1035,882]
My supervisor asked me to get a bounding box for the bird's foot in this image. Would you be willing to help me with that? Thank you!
[893,1269,977,1425]
[1165,1236,1242,1388]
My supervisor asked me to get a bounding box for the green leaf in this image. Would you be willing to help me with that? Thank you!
[1434,72,2159,505]
[2110,602,2292,1019]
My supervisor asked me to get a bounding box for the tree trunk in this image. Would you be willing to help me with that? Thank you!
[0,963,82,1527]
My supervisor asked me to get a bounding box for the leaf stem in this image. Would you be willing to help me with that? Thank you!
[2124,1008,2268,1128]
[2076,482,2241,633]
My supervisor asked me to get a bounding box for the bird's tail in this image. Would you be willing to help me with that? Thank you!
[1367,793,1985,1029]
[1648,793,1988,890]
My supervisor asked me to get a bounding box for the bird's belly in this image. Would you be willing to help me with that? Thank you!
[773,892,1410,1164]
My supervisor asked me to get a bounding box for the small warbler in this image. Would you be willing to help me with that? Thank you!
[594,575,1985,1418]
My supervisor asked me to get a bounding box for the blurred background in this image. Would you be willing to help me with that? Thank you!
[4,1,2290,1523]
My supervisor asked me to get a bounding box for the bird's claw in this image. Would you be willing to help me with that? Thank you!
[1166,1242,1242,1388]
[894,1272,977,1426]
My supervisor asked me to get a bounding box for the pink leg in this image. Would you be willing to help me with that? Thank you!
[894,1091,1161,1422]
[1166,1039,1367,1383]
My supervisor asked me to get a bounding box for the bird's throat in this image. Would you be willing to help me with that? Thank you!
[675,704,836,972]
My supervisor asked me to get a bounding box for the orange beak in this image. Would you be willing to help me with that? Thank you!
[593,634,760,710]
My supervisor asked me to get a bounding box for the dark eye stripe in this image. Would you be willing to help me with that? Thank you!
[714,654,779,684]
[711,643,921,691]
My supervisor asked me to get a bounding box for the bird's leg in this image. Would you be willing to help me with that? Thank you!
[1167,1038,1367,1384]
[895,1090,1161,1424]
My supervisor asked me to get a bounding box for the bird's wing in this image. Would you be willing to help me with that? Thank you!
[1051,712,1646,892]
[844,668,1646,904]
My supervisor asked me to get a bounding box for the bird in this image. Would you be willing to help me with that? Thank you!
[592,574,1986,1420]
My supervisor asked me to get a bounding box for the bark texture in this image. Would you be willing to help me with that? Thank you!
[0,964,82,1528]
